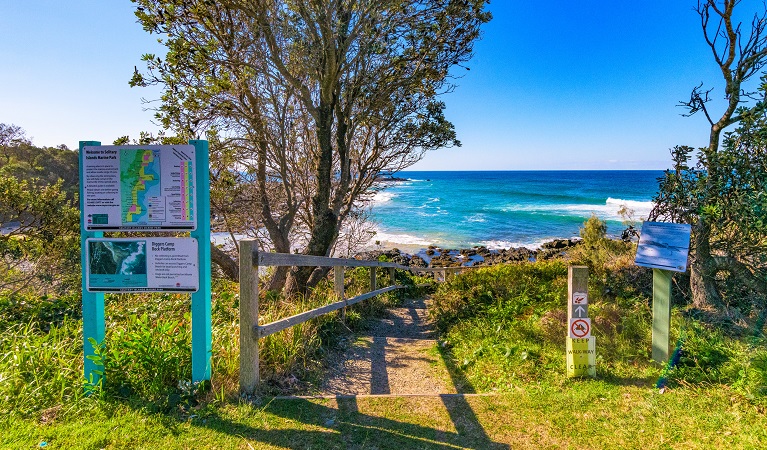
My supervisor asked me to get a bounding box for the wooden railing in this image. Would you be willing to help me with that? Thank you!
[238,239,467,393]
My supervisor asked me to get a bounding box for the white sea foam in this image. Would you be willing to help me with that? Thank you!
[467,214,487,223]
[499,198,654,221]
[415,197,441,209]
[372,191,397,204]
[478,238,567,250]
[368,228,432,247]
[605,197,654,219]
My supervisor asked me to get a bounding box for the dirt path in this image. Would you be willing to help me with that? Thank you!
[319,296,457,396]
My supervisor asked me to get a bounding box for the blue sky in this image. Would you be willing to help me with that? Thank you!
[0,1,744,170]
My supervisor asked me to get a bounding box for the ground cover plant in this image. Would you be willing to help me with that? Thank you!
[0,267,424,420]
[429,226,767,409]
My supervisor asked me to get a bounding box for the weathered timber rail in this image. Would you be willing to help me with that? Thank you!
[238,239,468,393]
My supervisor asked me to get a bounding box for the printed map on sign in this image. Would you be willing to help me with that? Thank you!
[83,145,196,231]
[120,149,161,224]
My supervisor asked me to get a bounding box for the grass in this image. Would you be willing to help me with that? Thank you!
[4,386,766,449]
[2,254,766,448]
[0,266,428,418]
[430,260,767,409]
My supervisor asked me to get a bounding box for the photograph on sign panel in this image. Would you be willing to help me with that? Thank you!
[88,240,148,289]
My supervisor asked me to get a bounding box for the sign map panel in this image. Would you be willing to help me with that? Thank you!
[83,145,196,231]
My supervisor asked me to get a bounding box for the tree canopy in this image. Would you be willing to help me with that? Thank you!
[132,0,491,293]
[652,0,767,314]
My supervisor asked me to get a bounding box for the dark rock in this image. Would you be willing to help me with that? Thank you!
[429,254,460,267]
[410,255,428,268]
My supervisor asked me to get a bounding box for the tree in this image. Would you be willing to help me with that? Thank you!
[0,125,80,295]
[654,1,767,310]
[131,0,491,294]
[653,108,767,313]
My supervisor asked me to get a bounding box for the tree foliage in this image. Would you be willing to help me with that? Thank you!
[131,0,491,293]
[0,125,80,295]
[653,0,767,311]
[652,106,767,310]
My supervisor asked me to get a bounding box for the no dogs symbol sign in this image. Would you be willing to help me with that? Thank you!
[570,318,591,339]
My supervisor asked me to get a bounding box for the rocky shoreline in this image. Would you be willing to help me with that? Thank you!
[354,238,583,268]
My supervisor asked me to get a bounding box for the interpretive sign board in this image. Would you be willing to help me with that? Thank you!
[85,238,199,292]
[80,139,211,389]
[635,221,691,272]
[82,145,196,231]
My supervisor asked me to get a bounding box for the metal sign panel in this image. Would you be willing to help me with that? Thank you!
[569,318,591,339]
[82,145,196,231]
[572,292,588,305]
[86,238,199,292]
[635,221,692,272]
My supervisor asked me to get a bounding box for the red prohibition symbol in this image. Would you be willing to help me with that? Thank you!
[571,319,590,338]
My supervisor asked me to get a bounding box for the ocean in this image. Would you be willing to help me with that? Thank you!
[369,171,664,250]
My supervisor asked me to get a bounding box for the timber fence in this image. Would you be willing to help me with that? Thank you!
[238,239,468,393]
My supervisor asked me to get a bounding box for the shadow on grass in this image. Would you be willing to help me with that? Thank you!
[190,395,508,450]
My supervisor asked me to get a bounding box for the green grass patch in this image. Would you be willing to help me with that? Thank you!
[429,260,767,410]
[3,387,766,449]
[0,268,427,419]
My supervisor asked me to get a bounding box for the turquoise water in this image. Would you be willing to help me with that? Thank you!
[370,171,663,249]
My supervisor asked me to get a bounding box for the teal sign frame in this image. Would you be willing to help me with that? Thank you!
[79,140,211,387]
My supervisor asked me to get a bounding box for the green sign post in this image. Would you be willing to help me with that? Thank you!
[635,221,691,364]
[79,140,104,386]
[189,140,211,383]
[79,140,211,386]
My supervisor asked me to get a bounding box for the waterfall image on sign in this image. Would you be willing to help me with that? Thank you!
[89,240,147,275]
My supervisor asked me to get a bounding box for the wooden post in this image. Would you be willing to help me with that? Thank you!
[334,266,345,318]
[239,240,259,393]
[652,269,673,364]
[370,267,377,292]
[389,267,396,286]
[567,266,595,377]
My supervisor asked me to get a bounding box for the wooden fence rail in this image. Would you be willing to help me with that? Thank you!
[239,239,469,393]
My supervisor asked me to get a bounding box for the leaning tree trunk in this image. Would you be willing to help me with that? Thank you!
[689,220,722,310]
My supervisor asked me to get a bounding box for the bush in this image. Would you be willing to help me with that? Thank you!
[92,313,192,409]
[665,319,767,407]
[570,215,633,280]
[430,260,567,332]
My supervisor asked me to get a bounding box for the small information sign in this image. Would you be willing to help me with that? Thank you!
[82,145,197,231]
[86,238,199,292]
[569,318,591,339]
[567,337,596,377]
[635,221,692,272]
[572,292,587,305]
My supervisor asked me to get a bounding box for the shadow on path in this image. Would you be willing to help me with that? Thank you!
[195,296,509,448]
